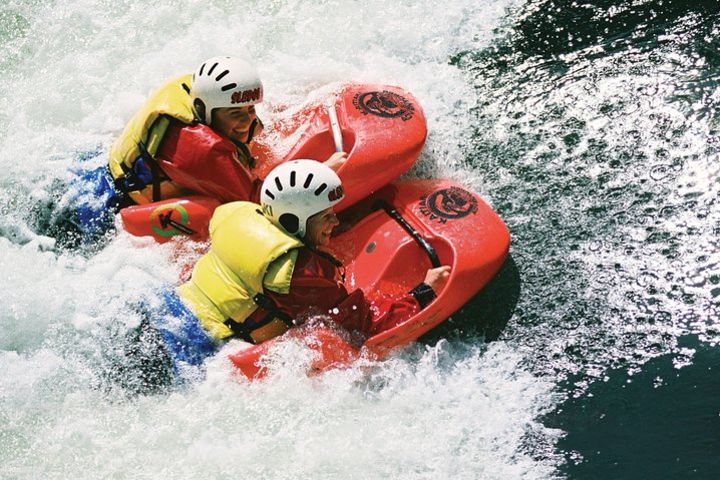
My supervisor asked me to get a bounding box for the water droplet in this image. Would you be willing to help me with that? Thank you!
[649,164,670,181]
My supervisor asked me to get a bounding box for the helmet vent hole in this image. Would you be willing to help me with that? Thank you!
[216,70,229,81]
[275,177,283,191]
[314,183,327,196]
[264,189,275,200]
[304,173,314,188]
[290,171,296,187]
[207,62,219,76]
[279,213,299,234]
[199,63,206,76]
[220,83,237,92]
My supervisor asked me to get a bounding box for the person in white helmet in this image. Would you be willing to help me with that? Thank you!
[174,159,450,347]
[107,56,346,206]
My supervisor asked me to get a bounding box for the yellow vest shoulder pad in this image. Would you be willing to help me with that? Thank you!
[208,202,304,293]
[263,250,299,294]
[109,74,195,178]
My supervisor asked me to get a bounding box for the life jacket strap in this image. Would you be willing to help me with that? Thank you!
[224,293,295,344]
[236,141,256,169]
[246,118,260,146]
[233,117,263,169]
[308,247,345,282]
[113,147,168,200]
[223,317,256,343]
[115,161,142,193]
[137,140,163,202]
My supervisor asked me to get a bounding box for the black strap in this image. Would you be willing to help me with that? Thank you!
[223,292,295,344]
[245,118,261,145]
[409,282,437,309]
[233,117,264,169]
[115,161,139,193]
[252,293,295,327]
[306,247,345,282]
[137,140,162,202]
[223,318,256,344]
[236,141,256,169]
[374,200,441,268]
[105,165,134,208]
[307,247,343,268]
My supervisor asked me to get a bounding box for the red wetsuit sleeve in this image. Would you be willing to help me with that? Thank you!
[262,249,421,338]
[157,122,263,203]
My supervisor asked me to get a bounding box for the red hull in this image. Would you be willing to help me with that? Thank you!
[228,179,510,380]
[251,84,427,210]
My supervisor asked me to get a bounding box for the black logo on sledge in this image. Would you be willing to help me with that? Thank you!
[419,187,478,223]
[353,91,415,121]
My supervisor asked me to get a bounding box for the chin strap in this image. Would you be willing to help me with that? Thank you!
[246,118,260,144]
[231,117,263,169]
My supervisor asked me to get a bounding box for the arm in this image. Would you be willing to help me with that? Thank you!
[158,123,262,203]
[324,152,347,172]
[321,265,451,336]
[177,141,261,203]
[264,251,450,339]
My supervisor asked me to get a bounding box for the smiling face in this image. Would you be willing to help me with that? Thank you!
[304,207,339,248]
[211,105,257,144]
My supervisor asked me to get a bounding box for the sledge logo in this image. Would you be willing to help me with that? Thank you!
[353,91,415,121]
[419,187,478,223]
[149,204,195,237]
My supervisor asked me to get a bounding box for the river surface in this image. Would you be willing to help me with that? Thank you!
[1,1,718,478]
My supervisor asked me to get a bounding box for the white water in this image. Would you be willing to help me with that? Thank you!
[0,1,562,478]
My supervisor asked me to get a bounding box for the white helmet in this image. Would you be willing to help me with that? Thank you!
[261,160,345,238]
[191,56,264,125]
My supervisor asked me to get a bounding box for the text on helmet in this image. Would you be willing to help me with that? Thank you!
[328,185,344,202]
[231,88,262,104]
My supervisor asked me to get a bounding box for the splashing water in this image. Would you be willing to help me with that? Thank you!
[0,1,571,479]
[3,0,719,477]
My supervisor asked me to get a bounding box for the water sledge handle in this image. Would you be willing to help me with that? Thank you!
[374,201,441,268]
[325,98,344,153]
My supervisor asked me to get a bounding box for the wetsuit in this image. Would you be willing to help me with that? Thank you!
[243,248,436,340]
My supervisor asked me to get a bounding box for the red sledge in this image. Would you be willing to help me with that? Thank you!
[228,178,510,380]
[121,84,427,242]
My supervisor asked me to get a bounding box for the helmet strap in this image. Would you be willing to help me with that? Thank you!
[193,98,208,125]
[246,118,260,144]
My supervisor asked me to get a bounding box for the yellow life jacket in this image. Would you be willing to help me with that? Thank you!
[108,75,195,204]
[177,202,303,342]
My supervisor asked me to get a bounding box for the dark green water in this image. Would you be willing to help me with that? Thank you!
[433,0,720,476]
[550,335,720,478]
